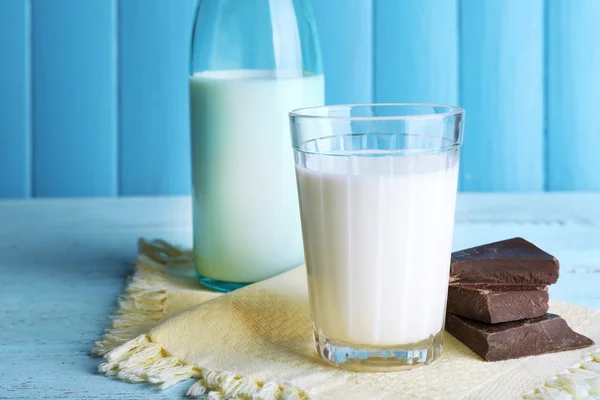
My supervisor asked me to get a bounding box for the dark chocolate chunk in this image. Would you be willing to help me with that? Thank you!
[450,237,559,285]
[447,285,549,324]
[445,313,594,362]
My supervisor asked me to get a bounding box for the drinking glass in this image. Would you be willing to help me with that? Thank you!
[289,104,465,371]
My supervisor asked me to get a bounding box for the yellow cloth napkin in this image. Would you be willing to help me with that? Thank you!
[94,240,600,399]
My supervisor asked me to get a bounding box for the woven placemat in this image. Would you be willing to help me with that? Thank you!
[93,239,600,399]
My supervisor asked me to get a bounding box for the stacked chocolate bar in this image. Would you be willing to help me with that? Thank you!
[445,237,594,361]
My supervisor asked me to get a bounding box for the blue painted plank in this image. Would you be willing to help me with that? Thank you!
[118,0,197,196]
[546,1,600,191]
[0,0,30,198]
[459,0,544,192]
[31,0,117,197]
[374,0,458,105]
[311,0,373,104]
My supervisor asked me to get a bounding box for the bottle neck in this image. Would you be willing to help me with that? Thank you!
[190,0,322,76]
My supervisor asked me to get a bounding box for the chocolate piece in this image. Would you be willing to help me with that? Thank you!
[446,313,594,361]
[447,285,549,324]
[450,237,559,285]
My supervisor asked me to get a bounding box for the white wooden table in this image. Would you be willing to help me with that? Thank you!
[1,195,599,398]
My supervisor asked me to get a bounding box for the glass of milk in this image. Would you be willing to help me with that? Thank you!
[189,0,324,292]
[290,104,465,371]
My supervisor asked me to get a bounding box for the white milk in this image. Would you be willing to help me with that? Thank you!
[190,70,324,283]
[296,152,459,345]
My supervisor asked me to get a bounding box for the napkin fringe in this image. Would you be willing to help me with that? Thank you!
[524,348,600,399]
[91,239,177,357]
[95,239,308,399]
[99,333,308,399]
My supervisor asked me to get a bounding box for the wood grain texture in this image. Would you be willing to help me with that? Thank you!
[1,195,599,398]
[311,0,373,104]
[546,0,600,190]
[459,0,544,192]
[0,221,192,398]
[118,0,196,196]
[374,0,458,104]
[0,0,30,198]
[31,0,117,197]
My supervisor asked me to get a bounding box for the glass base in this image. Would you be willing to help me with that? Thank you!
[314,328,444,372]
[195,271,251,293]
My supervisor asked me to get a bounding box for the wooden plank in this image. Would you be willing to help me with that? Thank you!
[0,193,598,269]
[311,0,373,104]
[0,197,192,236]
[0,0,30,198]
[546,1,600,190]
[374,0,458,104]
[118,0,197,196]
[0,353,189,399]
[459,0,544,192]
[31,0,117,197]
[0,226,192,399]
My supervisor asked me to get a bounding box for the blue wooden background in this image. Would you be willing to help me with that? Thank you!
[0,0,599,198]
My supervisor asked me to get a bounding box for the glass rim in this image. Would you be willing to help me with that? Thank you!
[289,103,464,121]
[293,135,461,157]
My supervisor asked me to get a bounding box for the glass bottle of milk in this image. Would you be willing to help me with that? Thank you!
[189,0,324,292]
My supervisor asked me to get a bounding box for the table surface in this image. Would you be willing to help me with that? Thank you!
[1,194,599,399]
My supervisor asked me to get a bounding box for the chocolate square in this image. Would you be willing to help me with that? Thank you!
[450,238,559,285]
[447,284,549,324]
[446,313,594,361]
